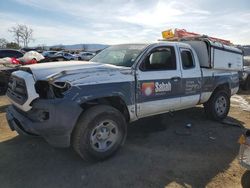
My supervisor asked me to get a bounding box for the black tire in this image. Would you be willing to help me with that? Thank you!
[242,76,250,90]
[241,171,250,188]
[204,89,230,121]
[72,105,127,162]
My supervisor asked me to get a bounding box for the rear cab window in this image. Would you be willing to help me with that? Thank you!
[180,48,195,69]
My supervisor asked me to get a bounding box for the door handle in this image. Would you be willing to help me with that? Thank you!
[171,76,181,82]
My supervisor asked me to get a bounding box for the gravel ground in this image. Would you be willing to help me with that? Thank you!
[0,91,249,188]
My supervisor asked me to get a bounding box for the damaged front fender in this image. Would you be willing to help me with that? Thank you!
[7,98,82,147]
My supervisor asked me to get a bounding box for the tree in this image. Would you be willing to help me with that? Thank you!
[36,44,48,52]
[8,24,34,47]
[82,44,86,51]
[49,44,65,51]
[37,44,47,51]
[0,38,8,48]
[6,42,20,49]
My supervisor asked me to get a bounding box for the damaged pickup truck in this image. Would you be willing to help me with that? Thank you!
[6,40,243,161]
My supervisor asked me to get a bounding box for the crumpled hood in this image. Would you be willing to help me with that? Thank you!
[24,61,133,85]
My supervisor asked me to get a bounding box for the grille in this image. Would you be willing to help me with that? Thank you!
[7,75,28,105]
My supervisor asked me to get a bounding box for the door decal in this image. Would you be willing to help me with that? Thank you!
[142,82,155,96]
[141,81,172,97]
[155,81,172,93]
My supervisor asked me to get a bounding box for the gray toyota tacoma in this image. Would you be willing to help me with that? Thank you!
[6,41,242,161]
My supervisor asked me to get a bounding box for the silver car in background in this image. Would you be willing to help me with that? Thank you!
[78,52,96,61]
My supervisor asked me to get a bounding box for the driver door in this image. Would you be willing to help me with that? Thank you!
[136,45,182,118]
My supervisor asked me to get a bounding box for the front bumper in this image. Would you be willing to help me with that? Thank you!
[6,98,82,147]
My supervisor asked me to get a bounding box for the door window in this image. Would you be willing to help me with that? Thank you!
[141,46,176,71]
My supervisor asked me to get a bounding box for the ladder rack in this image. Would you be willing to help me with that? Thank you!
[161,29,232,45]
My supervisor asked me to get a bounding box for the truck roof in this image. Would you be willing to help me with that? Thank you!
[158,38,242,54]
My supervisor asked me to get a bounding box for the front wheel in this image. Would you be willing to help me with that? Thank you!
[204,90,230,121]
[72,105,127,162]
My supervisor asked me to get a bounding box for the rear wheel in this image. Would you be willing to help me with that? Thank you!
[241,171,250,188]
[72,105,127,161]
[204,90,230,121]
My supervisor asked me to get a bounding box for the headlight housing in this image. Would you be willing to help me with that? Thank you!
[51,81,71,98]
[35,81,71,99]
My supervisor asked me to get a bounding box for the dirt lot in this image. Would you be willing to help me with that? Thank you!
[0,91,250,188]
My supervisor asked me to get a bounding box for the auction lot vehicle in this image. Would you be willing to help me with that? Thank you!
[42,51,58,58]
[0,66,17,94]
[0,51,44,94]
[239,56,250,90]
[238,130,250,188]
[0,49,24,59]
[49,51,77,61]
[78,52,96,61]
[6,39,243,161]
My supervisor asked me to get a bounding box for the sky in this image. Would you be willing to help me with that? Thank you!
[0,0,249,46]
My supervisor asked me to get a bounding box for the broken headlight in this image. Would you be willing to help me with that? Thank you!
[51,81,71,98]
[35,81,71,99]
